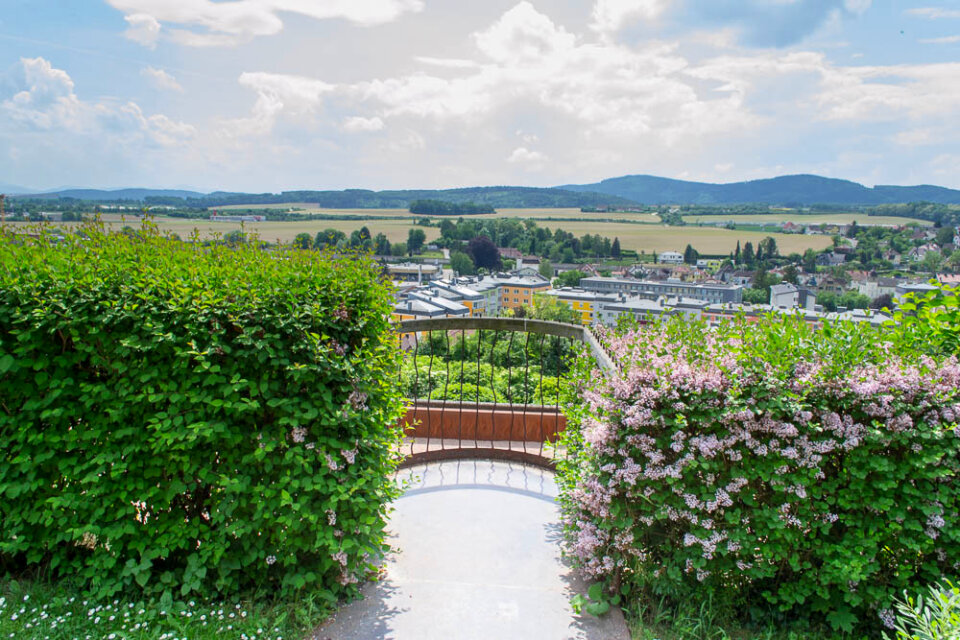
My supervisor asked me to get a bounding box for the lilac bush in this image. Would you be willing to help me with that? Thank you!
[558,317,960,633]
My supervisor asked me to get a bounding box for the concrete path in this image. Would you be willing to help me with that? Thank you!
[314,460,630,640]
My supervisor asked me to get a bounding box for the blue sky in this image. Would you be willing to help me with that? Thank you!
[1,0,959,192]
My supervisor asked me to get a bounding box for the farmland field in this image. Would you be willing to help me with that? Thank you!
[216,204,930,229]
[219,204,664,223]
[685,213,932,226]
[7,211,835,255]
[6,216,439,245]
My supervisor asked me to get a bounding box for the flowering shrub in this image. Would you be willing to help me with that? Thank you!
[0,224,405,601]
[558,316,960,634]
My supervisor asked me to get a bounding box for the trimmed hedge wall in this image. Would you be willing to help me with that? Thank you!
[0,225,405,601]
[559,317,960,635]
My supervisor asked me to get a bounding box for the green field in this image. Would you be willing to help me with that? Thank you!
[685,212,933,226]
[8,210,835,255]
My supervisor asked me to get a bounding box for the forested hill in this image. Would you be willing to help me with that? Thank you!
[27,188,207,201]
[16,174,960,207]
[559,174,960,206]
[21,186,635,209]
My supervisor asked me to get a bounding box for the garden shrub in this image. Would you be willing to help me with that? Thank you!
[558,315,960,635]
[0,223,405,602]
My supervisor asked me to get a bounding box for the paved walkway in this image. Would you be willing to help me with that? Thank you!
[315,460,629,640]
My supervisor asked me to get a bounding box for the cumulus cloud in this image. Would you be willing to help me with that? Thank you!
[591,0,672,33]
[219,72,334,139]
[203,1,958,191]
[236,1,952,149]
[124,13,161,48]
[507,146,548,169]
[1,57,194,146]
[474,2,576,63]
[107,0,424,47]
[141,66,183,92]
[342,116,385,132]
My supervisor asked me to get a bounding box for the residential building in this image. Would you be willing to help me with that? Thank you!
[488,275,552,310]
[703,303,823,328]
[855,277,899,300]
[657,251,684,265]
[906,244,939,262]
[392,297,468,322]
[824,308,893,328]
[770,283,817,310]
[895,282,940,304]
[580,276,743,304]
[541,289,617,325]
[209,213,266,222]
[816,252,847,267]
[595,295,708,326]
[387,262,441,283]
[429,280,487,317]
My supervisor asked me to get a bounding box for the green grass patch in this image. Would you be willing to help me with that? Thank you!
[0,578,335,640]
[627,596,836,640]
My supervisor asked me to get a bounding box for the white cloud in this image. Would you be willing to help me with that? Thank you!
[2,57,193,146]
[414,56,483,70]
[906,7,960,19]
[124,13,161,48]
[141,66,183,92]
[843,0,872,15]
[107,0,424,47]
[893,129,936,146]
[920,35,960,44]
[517,130,539,144]
[202,2,960,190]
[219,72,335,139]
[474,2,576,63]
[507,146,548,169]
[590,0,672,33]
[342,116,385,132]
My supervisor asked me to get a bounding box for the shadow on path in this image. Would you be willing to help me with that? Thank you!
[313,460,629,640]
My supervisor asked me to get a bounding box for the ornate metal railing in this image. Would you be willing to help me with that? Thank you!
[394,317,615,469]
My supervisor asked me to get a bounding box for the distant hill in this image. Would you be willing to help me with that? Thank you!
[24,188,207,201]
[0,182,34,195]
[559,174,960,206]
[14,174,960,207]
[20,186,635,209]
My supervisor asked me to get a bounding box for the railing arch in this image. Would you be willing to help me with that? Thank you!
[394,316,615,469]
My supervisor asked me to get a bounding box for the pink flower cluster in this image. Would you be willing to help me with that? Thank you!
[560,322,960,608]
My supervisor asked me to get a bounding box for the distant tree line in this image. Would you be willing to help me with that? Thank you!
[408,200,495,216]
[865,202,960,227]
[436,217,623,265]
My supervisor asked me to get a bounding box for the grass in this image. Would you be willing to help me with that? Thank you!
[627,596,838,640]
[0,579,335,640]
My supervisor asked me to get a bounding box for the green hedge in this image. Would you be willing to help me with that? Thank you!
[0,224,405,602]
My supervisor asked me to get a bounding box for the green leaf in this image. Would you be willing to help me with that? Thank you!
[587,583,604,602]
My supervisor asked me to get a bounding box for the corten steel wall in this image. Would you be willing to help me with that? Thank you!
[400,400,565,443]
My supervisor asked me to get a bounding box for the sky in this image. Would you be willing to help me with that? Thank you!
[1,0,959,193]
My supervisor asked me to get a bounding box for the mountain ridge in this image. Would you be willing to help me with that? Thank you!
[10,174,960,206]
[558,174,960,206]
